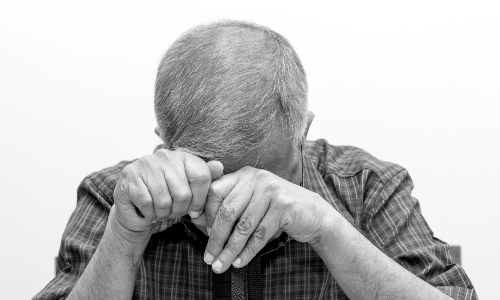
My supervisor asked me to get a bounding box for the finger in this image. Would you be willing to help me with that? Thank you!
[232,213,280,269]
[189,161,223,227]
[204,172,240,234]
[133,206,145,218]
[162,158,193,218]
[127,170,157,223]
[142,158,173,220]
[207,160,224,180]
[114,166,145,220]
[204,178,253,267]
[209,197,270,273]
[191,211,206,226]
[183,154,212,219]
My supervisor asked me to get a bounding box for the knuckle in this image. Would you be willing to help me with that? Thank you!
[123,164,144,185]
[135,156,150,169]
[137,201,151,212]
[173,189,192,202]
[115,180,128,198]
[188,169,211,184]
[156,183,169,197]
[209,230,225,246]
[252,225,267,243]
[225,242,239,254]
[189,200,205,212]
[116,165,137,198]
[118,181,128,196]
[255,169,270,180]
[154,148,170,159]
[266,179,281,194]
[207,185,222,201]
[235,217,252,235]
[218,202,235,223]
[244,240,260,256]
[136,190,152,205]
[267,181,286,204]
[154,199,172,211]
[204,206,217,221]
[241,166,255,172]
[169,212,184,219]
[280,194,294,211]
[121,164,135,178]
[189,201,203,210]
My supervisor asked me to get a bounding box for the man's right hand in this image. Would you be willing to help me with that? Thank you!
[67,149,224,300]
[111,149,224,246]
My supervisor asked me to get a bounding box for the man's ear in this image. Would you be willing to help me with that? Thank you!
[154,126,171,149]
[304,111,315,138]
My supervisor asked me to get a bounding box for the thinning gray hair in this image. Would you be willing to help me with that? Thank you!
[154,20,308,160]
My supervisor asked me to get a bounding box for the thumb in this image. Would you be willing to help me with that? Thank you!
[204,172,239,236]
[190,160,223,235]
[207,160,224,180]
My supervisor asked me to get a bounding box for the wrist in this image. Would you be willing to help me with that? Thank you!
[310,204,345,255]
[106,206,152,263]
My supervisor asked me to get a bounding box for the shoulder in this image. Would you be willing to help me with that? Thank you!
[305,139,404,184]
[77,159,136,207]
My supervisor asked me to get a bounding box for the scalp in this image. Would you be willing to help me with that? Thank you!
[155,20,308,162]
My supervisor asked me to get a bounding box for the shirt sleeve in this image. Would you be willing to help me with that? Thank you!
[363,169,477,300]
[33,177,111,300]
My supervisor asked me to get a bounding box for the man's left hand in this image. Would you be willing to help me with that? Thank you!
[203,166,334,273]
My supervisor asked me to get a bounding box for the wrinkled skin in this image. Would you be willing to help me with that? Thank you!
[112,118,327,274]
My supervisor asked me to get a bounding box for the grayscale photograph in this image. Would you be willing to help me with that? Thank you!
[1,1,497,299]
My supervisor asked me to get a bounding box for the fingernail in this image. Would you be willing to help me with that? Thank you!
[212,260,222,272]
[204,252,214,265]
[189,211,201,219]
[207,227,211,236]
[232,258,241,267]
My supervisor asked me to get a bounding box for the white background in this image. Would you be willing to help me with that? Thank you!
[1,1,498,299]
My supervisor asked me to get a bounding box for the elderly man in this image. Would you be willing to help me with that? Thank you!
[35,20,476,300]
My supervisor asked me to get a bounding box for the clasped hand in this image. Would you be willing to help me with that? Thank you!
[112,149,331,273]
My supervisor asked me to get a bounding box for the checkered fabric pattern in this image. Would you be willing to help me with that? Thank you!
[33,139,477,299]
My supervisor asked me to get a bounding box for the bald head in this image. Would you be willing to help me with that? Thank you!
[154,20,308,161]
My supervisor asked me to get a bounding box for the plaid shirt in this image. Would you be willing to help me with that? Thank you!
[34,139,477,299]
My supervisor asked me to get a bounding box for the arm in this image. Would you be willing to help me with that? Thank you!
[33,180,116,300]
[34,151,223,300]
[312,207,452,300]
[33,175,148,300]
[66,207,150,300]
[312,169,476,300]
[202,167,476,300]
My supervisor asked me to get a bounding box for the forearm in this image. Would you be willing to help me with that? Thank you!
[67,207,151,300]
[312,209,452,300]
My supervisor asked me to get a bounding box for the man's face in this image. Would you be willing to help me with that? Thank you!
[155,119,309,238]
[207,125,302,241]
[216,111,315,181]
[218,125,302,185]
